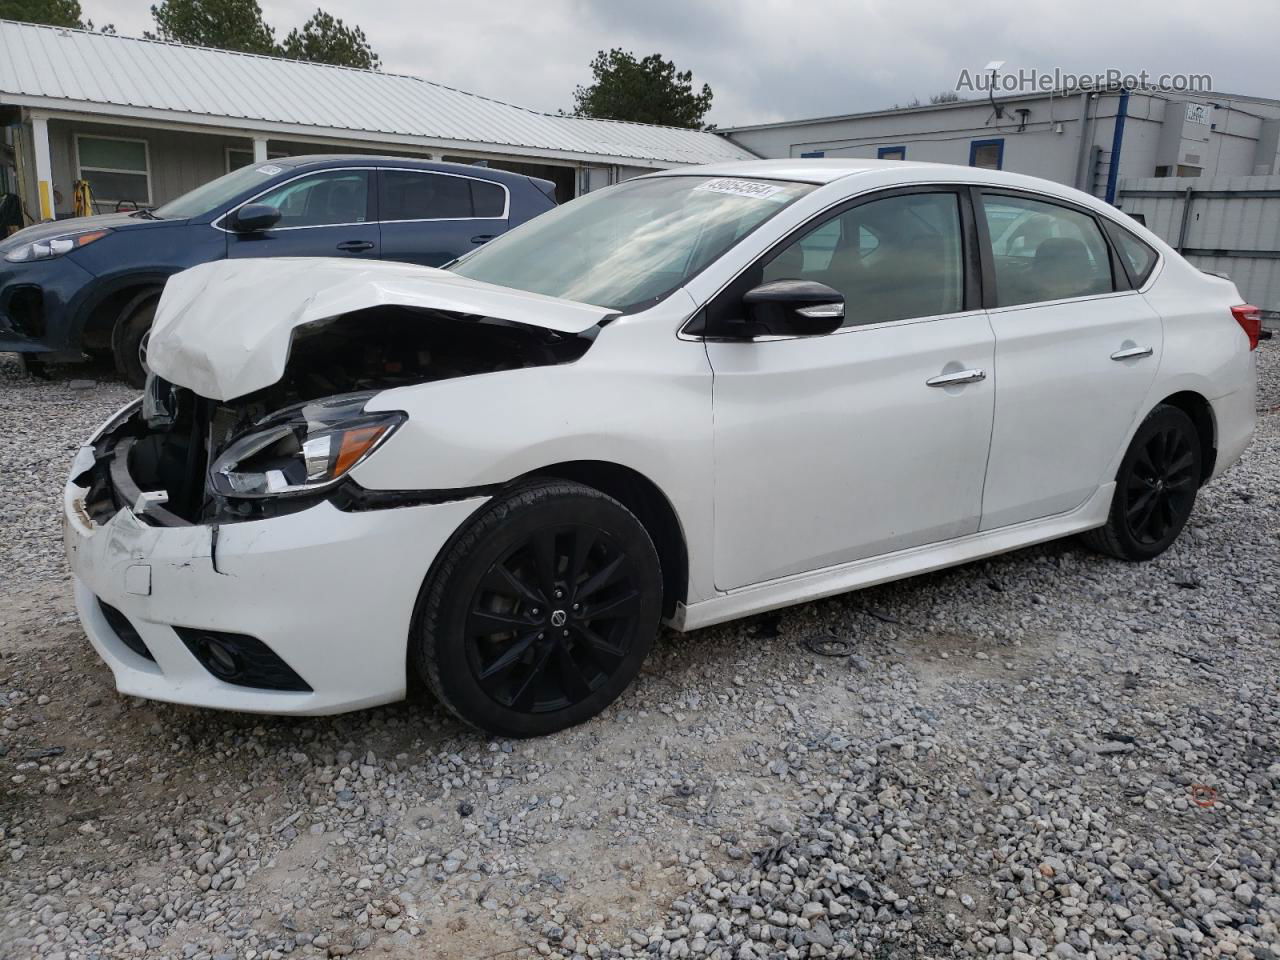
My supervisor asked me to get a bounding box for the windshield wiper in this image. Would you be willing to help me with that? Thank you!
[132,209,162,220]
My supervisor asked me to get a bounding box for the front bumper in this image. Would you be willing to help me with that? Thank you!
[0,256,96,357]
[63,444,487,715]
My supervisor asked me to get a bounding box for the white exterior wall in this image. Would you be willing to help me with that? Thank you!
[727,92,1280,198]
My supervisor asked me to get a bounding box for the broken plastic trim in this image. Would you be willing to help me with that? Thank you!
[330,480,502,512]
[208,476,501,523]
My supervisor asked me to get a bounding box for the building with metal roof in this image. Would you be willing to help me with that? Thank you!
[0,18,754,222]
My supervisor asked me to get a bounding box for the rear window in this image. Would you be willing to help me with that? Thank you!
[1105,220,1159,286]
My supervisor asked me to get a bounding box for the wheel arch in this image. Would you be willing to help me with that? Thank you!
[77,274,169,352]
[515,460,690,618]
[1155,390,1216,483]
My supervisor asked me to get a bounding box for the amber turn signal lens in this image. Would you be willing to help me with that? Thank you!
[334,425,390,476]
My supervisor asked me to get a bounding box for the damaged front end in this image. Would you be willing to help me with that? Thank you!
[74,303,598,528]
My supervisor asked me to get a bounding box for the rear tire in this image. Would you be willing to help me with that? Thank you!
[411,480,663,737]
[1081,404,1202,561]
[111,295,158,389]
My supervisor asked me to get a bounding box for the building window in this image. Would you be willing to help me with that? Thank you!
[969,138,1004,170]
[877,146,906,160]
[75,135,150,205]
[799,150,825,158]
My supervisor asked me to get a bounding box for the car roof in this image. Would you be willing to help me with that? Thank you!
[273,154,533,183]
[640,158,1118,216]
[643,158,944,185]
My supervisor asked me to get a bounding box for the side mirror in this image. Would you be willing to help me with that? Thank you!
[740,279,845,337]
[230,203,282,233]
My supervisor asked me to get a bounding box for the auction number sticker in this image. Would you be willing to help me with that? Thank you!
[256,164,284,176]
[696,178,786,200]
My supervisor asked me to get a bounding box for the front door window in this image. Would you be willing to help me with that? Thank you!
[252,171,370,228]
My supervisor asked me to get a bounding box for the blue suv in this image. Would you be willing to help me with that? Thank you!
[0,156,556,385]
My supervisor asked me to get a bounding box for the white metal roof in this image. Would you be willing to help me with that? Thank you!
[0,19,754,168]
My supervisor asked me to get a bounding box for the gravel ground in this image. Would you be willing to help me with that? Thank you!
[1,348,1277,960]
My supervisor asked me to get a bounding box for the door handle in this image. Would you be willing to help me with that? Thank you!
[336,240,375,252]
[926,368,986,387]
[471,234,496,245]
[1110,345,1154,361]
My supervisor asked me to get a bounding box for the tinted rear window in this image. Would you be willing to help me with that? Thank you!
[379,170,506,221]
[381,171,467,220]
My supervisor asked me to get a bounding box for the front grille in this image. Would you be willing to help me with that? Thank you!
[97,600,155,661]
[175,628,312,692]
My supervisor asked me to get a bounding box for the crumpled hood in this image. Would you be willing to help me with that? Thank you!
[146,258,617,401]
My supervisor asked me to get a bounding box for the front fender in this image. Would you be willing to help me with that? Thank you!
[352,308,718,602]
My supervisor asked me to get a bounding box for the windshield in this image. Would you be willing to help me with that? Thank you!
[153,163,287,219]
[449,175,815,311]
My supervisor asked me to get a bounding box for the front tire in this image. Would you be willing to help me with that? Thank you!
[1081,404,1202,561]
[412,481,663,737]
[111,295,158,389]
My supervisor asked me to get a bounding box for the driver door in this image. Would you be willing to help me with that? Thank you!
[703,187,996,590]
[227,169,380,259]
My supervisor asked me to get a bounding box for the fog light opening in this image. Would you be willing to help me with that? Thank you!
[199,636,240,681]
[175,627,312,692]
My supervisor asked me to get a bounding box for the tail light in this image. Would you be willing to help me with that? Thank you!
[1230,304,1265,350]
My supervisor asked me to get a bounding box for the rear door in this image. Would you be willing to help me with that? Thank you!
[975,190,1163,529]
[377,169,510,267]
[226,168,379,259]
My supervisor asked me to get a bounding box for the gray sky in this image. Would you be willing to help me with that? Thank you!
[84,0,1280,126]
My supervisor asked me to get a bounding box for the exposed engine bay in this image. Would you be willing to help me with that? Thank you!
[75,307,597,526]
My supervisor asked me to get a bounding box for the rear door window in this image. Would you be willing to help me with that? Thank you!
[379,170,505,221]
[981,194,1115,306]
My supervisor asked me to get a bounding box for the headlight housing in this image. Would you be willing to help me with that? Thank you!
[210,393,405,499]
[4,228,110,263]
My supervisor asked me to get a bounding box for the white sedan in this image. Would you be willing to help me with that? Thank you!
[63,159,1261,736]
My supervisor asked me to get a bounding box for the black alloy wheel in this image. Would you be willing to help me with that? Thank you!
[1082,404,1202,562]
[413,481,663,737]
[1121,421,1198,546]
[466,524,642,713]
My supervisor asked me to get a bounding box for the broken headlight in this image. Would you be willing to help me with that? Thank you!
[210,393,405,498]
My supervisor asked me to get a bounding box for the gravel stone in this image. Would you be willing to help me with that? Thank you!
[2,347,1278,959]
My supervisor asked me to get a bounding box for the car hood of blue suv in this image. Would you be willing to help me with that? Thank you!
[0,210,174,254]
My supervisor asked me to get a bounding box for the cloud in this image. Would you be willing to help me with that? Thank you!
[83,0,1280,127]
